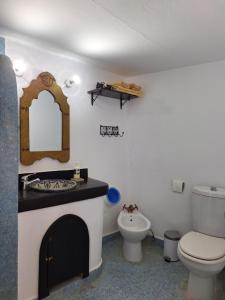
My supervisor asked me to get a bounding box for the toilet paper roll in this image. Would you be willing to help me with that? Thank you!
[171,179,185,193]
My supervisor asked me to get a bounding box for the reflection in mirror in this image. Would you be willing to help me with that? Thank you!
[29,91,62,151]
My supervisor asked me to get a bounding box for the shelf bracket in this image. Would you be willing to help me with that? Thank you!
[91,92,99,106]
[120,94,130,109]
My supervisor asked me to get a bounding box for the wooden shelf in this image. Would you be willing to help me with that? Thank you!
[87,87,138,109]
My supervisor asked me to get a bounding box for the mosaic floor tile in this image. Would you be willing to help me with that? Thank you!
[48,235,225,300]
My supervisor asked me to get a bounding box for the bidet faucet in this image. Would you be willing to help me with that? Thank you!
[210,186,217,191]
[122,204,138,213]
[21,173,40,190]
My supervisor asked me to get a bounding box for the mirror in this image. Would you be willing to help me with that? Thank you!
[29,91,62,151]
[20,72,70,165]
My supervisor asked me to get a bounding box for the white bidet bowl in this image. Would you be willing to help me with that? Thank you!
[117,210,151,262]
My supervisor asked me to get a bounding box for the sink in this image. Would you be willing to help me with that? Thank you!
[29,179,77,192]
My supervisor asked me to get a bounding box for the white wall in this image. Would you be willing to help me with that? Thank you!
[126,60,225,239]
[6,39,128,235]
[7,38,225,240]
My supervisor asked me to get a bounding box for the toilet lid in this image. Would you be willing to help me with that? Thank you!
[180,231,225,261]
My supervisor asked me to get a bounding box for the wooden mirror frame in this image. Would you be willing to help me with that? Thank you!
[20,72,70,165]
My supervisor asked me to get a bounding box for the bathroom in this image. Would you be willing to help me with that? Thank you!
[1,1,225,300]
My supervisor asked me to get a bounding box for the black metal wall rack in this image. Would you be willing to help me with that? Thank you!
[87,87,138,109]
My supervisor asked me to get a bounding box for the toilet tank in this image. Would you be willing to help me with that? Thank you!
[192,186,225,238]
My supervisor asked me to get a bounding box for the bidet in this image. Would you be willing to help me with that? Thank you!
[117,208,151,262]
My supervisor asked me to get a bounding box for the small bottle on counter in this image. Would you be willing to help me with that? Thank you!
[73,163,84,183]
[74,163,80,180]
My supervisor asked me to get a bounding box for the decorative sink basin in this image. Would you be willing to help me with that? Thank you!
[29,179,77,192]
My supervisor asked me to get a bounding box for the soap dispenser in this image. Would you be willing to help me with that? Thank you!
[73,163,84,183]
[74,163,80,180]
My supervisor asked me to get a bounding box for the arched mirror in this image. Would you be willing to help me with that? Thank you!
[20,72,70,165]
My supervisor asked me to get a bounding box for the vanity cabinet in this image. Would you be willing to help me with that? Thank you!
[18,170,108,300]
[18,196,104,300]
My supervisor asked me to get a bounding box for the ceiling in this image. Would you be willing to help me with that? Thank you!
[1,0,225,76]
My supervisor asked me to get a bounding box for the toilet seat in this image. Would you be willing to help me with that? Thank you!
[180,231,225,261]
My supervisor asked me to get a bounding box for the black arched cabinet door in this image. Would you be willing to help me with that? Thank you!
[39,214,89,299]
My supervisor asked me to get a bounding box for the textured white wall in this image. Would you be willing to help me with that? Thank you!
[126,60,225,239]
[6,39,128,235]
[7,39,225,240]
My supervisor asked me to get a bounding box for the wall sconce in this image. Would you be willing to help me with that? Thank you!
[64,74,81,88]
[12,59,27,77]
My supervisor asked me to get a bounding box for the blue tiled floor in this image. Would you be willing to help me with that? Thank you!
[48,235,225,300]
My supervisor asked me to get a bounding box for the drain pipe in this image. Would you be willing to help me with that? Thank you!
[147,228,155,240]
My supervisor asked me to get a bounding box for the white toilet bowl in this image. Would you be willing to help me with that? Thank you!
[117,210,151,262]
[178,231,225,300]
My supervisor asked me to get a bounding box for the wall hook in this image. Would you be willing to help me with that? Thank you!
[100,125,124,137]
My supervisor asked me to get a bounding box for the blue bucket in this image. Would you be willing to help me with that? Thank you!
[106,187,121,205]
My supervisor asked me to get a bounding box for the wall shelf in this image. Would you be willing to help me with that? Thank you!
[87,88,138,109]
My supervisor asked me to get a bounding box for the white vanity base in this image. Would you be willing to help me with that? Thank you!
[18,197,104,300]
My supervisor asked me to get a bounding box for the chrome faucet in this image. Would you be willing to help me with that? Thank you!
[21,173,40,190]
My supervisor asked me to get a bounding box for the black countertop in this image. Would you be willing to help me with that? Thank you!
[18,169,108,213]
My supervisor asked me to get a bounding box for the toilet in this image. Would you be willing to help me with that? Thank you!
[117,206,151,262]
[178,186,225,300]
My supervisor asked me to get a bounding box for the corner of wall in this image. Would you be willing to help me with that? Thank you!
[0,37,5,54]
[0,38,18,299]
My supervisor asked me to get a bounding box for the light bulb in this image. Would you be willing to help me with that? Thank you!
[13,59,27,77]
[71,74,81,85]
[64,74,81,88]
